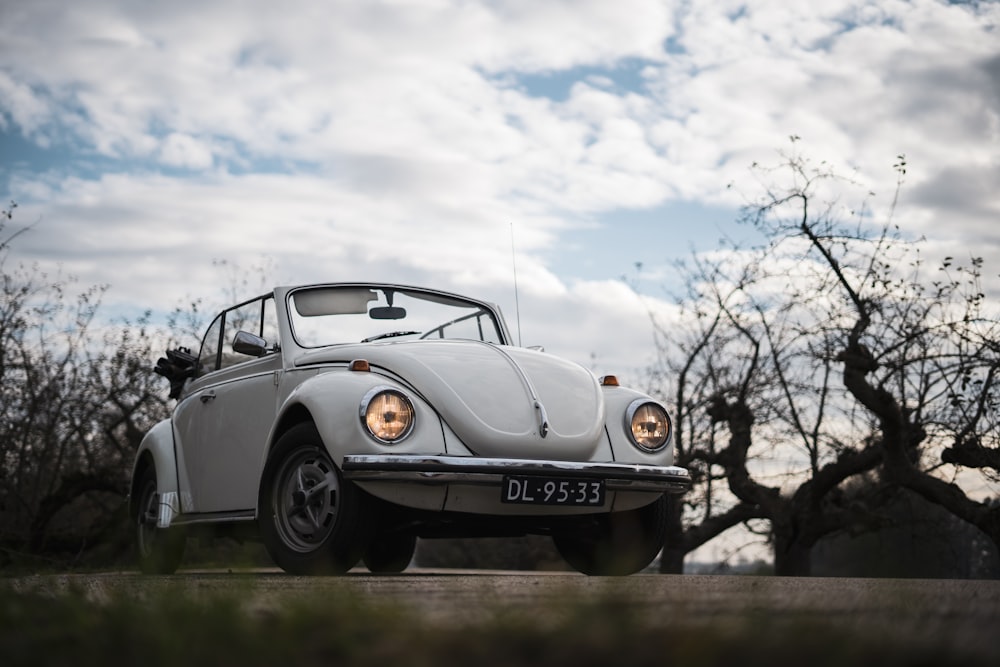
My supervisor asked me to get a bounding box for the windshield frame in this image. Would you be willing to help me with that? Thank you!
[283,283,511,349]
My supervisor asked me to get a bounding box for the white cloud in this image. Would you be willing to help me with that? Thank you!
[159,133,215,169]
[0,71,52,139]
[1,0,999,386]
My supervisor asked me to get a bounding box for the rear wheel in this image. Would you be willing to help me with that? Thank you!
[553,495,667,576]
[133,465,186,574]
[258,423,372,575]
[363,532,417,573]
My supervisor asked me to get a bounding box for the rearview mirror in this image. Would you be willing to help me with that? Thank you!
[369,306,407,320]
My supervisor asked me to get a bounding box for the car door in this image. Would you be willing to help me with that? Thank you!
[174,354,280,513]
[173,295,281,514]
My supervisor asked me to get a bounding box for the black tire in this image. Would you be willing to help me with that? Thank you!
[552,495,668,576]
[363,532,417,573]
[133,465,186,575]
[258,422,372,575]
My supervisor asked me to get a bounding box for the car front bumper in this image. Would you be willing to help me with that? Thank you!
[342,454,692,495]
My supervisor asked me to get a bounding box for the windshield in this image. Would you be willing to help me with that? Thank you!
[287,286,506,348]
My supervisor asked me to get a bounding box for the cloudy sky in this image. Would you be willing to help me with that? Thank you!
[1,0,998,383]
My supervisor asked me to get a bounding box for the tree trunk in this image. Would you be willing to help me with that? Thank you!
[773,528,812,576]
[659,495,685,574]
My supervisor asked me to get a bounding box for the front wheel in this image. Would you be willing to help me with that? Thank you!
[133,465,186,574]
[552,495,667,576]
[258,423,372,575]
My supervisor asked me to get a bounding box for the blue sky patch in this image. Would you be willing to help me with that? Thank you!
[0,128,66,178]
[512,59,654,102]
[542,199,754,290]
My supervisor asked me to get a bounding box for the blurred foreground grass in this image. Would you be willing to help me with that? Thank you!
[0,579,993,667]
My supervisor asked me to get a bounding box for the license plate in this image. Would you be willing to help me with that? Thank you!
[501,476,605,506]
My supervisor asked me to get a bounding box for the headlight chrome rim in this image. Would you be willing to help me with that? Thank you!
[360,386,415,444]
[625,399,672,452]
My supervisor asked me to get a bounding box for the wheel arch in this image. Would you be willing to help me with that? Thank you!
[265,371,404,468]
[255,402,317,512]
[267,402,316,458]
[128,450,155,520]
[129,419,180,522]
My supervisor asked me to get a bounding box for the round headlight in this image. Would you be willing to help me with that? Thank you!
[361,388,415,443]
[626,400,671,452]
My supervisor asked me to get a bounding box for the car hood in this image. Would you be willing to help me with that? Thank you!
[297,340,606,459]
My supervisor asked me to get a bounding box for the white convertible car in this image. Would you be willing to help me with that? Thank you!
[131,283,691,576]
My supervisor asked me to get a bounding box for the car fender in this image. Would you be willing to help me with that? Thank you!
[264,369,448,470]
[130,418,182,527]
[600,385,676,467]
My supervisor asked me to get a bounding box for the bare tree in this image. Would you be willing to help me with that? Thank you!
[647,144,999,575]
[649,237,887,575]
[0,204,171,566]
[743,149,1000,559]
[638,256,769,572]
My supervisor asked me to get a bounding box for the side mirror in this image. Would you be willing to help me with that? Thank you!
[233,330,268,357]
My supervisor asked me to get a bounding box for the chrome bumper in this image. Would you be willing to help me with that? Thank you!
[342,454,691,494]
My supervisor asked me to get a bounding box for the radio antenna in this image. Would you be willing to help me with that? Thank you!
[510,222,523,346]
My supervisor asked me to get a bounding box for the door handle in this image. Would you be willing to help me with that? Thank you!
[200,390,217,404]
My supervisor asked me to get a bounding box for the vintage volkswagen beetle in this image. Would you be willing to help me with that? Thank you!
[131,283,691,575]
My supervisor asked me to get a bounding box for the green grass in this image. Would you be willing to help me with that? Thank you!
[0,582,991,667]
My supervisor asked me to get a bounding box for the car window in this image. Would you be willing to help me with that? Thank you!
[419,308,503,343]
[288,286,505,348]
[220,296,278,370]
[198,313,224,375]
[198,295,279,375]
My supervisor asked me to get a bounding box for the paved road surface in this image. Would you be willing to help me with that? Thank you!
[9,569,1000,659]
